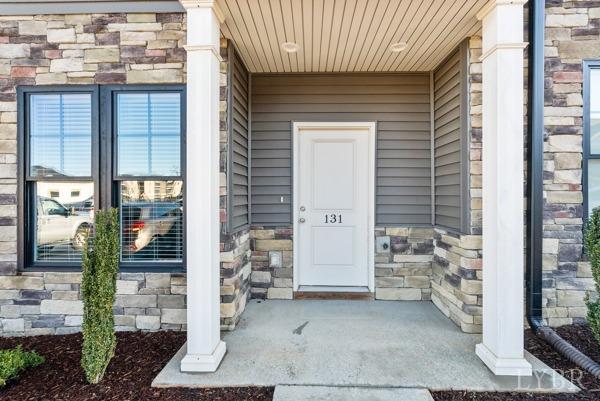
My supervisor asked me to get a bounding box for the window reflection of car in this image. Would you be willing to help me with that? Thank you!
[122,202,183,258]
[64,196,94,216]
[37,197,93,251]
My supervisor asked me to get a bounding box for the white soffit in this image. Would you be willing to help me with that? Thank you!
[218,0,489,73]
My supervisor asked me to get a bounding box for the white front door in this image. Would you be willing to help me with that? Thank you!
[295,124,372,289]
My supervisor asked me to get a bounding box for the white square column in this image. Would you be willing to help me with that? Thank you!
[179,0,226,372]
[475,0,532,376]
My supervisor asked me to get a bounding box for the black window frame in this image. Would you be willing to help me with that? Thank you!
[102,85,186,271]
[583,60,600,220]
[18,84,186,272]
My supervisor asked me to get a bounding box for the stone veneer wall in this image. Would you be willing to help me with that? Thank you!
[0,13,250,335]
[432,1,600,332]
[1,2,597,336]
[541,1,598,326]
[249,226,434,300]
[249,227,293,300]
[431,36,484,333]
[431,229,482,333]
[374,227,434,301]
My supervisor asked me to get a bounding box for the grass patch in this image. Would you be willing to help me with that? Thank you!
[0,346,44,387]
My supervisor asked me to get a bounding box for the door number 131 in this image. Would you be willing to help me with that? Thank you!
[324,214,342,224]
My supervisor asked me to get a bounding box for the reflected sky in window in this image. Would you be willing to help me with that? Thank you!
[590,70,600,154]
[117,93,181,177]
[29,93,92,177]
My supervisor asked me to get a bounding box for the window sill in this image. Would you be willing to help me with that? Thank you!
[19,265,186,274]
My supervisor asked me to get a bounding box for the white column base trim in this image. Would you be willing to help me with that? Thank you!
[180,341,226,372]
[476,343,532,376]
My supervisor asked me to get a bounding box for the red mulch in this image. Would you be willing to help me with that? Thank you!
[432,325,600,401]
[0,331,273,401]
[1,325,599,401]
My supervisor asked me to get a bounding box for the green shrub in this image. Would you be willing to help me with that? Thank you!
[584,207,600,344]
[81,208,120,384]
[0,346,44,387]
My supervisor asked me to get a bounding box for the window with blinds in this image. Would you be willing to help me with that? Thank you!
[29,93,92,177]
[18,85,185,270]
[114,90,184,264]
[585,62,600,218]
[119,180,183,262]
[117,93,181,177]
[25,92,95,264]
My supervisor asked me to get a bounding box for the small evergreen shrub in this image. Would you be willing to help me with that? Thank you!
[584,207,600,344]
[0,346,44,387]
[81,208,120,384]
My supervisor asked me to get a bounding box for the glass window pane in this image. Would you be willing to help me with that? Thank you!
[589,160,600,216]
[590,69,600,154]
[34,182,94,262]
[29,93,92,177]
[117,93,181,176]
[120,180,183,262]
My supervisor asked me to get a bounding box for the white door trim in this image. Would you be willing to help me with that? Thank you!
[292,121,376,292]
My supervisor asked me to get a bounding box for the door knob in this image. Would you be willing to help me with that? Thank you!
[299,218,306,223]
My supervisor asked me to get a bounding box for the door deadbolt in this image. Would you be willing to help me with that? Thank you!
[299,206,306,211]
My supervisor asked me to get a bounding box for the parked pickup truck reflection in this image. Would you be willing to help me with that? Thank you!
[37,196,93,252]
[121,202,183,259]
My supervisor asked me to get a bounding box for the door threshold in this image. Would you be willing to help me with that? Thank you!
[297,286,370,293]
[294,286,373,300]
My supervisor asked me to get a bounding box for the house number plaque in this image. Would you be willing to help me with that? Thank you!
[324,214,342,224]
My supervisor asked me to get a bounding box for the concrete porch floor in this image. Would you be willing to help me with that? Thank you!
[153,300,578,393]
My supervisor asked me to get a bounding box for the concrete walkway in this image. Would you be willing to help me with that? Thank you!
[153,300,578,393]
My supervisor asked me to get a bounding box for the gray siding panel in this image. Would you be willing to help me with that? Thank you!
[250,73,432,226]
[433,42,469,232]
[228,45,251,232]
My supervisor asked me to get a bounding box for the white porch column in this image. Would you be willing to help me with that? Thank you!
[180,0,226,372]
[475,0,532,376]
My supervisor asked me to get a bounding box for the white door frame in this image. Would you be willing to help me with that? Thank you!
[292,121,376,292]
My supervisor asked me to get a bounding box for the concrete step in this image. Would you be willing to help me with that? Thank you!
[273,385,434,401]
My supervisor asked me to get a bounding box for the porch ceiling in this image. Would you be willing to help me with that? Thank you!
[217,0,489,73]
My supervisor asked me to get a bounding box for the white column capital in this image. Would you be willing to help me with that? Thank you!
[476,0,527,21]
[179,0,225,23]
[477,0,528,61]
[182,0,222,60]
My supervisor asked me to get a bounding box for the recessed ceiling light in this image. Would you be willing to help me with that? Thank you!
[389,42,407,52]
[281,42,299,53]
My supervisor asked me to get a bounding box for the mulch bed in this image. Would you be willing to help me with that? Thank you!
[432,325,600,401]
[0,331,273,401]
[0,325,598,401]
